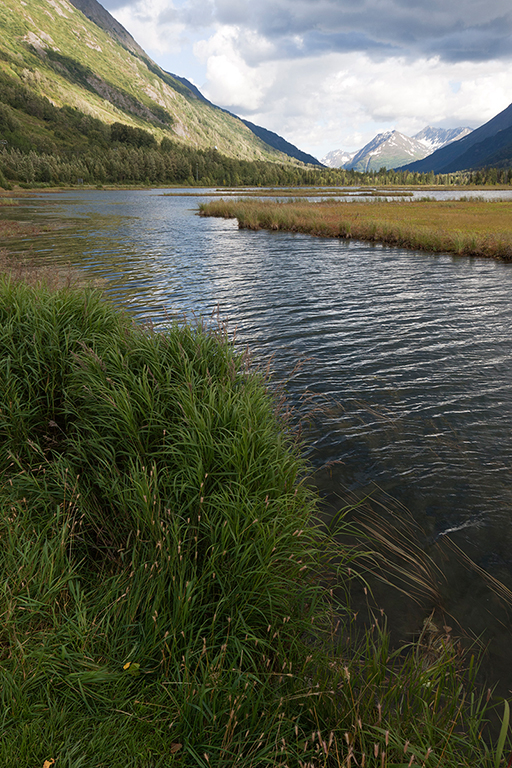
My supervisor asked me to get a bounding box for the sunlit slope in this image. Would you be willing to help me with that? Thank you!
[0,0,288,162]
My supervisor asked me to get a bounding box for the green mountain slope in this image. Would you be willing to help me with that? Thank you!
[66,0,147,57]
[0,0,291,162]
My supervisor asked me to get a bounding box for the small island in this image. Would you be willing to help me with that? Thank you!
[200,196,512,260]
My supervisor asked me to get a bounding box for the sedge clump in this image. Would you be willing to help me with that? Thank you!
[0,279,507,766]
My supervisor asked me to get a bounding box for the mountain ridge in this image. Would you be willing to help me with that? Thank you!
[322,126,473,170]
[414,126,473,153]
[67,0,146,58]
[0,0,317,165]
[400,104,512,173]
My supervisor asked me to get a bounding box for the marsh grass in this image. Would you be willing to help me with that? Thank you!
[199,198,512,260]
[0,219,46,238]
[0,280,509,766]
[0,208,91,288]
[0,247,90,290]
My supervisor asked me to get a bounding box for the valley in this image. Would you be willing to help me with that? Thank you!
[2,0,512,764]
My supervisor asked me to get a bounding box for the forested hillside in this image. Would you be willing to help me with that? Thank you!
[0,0,297,163]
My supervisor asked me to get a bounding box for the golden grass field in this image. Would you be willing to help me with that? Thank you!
[200,197,512,260]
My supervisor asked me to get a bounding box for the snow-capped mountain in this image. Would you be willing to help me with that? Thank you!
[345,131,429,172]
[321,149,356,168]
[324,125,475,172]
[413,126,473,153]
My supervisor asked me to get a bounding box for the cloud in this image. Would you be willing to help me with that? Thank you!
[101,0,512,158]
[195,27,276,110]
[205,0,512,64]
[424,19,512,62]
[105,0,512,64]
[202,47,512,156]
[103,0,187,54]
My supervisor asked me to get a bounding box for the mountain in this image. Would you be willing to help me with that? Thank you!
[401,104,512,173]
[413,126,473,153]
[457,124,512,170]
[0,0,312,165]
[239,119,322,166]
[66,3,324,165]
[154,72,322,165]
[321,149,356,168]
[322,126,475,172]
[344,131,430,172]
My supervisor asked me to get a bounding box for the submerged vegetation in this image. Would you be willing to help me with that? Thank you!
[0,279,510,766]
[200,197,512,260]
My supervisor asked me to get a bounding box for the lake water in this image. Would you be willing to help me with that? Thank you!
[4,187,512,691]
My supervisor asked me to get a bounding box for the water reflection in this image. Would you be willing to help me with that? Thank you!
[4,187,512,692]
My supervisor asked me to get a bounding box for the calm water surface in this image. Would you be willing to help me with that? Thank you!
[5,188,512,689]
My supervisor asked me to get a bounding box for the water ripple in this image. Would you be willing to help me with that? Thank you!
[6,188,512,679]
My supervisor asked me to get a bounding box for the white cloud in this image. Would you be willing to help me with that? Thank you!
[195,27,276,110]
[113,0,186,55]
[216,51,512,157]
[102,0,512,159]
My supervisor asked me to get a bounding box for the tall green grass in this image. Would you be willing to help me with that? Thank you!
[0,279,509,766]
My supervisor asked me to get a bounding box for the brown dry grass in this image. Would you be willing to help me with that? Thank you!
[200,198,512,260]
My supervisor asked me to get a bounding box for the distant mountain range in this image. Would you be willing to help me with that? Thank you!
[322,127,472,171]
[346,130,430,172]
[400,103,512,173]
[321,149,356,168]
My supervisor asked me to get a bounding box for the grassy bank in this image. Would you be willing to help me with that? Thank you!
[199,198,512,260]
[0,280,509,766]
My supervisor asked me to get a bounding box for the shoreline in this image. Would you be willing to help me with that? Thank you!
[2,181,512,196]
[0,279,508,765]
[199,197,512,261]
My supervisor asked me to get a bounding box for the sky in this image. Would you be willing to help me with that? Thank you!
[99,0,512,161]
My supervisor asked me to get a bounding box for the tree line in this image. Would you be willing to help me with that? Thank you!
[3,144,512,188]
[1,68,512,188]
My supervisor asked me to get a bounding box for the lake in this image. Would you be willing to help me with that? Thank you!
[4,186,512,690]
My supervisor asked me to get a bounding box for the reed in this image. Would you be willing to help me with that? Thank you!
[199,198,512,261]
[0,280,508,766]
